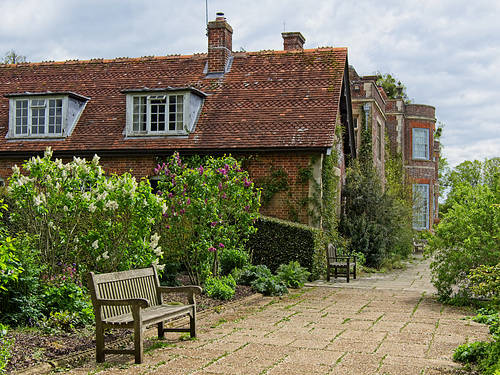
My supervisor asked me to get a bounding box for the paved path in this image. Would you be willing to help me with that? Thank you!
[59,255,490,375]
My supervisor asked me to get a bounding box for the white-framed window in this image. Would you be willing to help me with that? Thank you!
[413,183,429,230]
[7,92,88,139]
[127,93,186,136]
[412,128,430,160]
[124,89,205,137]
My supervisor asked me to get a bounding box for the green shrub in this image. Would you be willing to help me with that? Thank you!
[469,264,500,305]
[277,261,311,288]
[473,308,500,337]
[234,264,272,286]
[204,275,236,301]
[39,311,83,333]
[453,308,500,375]
[41,264,94,326]
[219,248,250,276]
[251,275,288,296]
[245,216,326,279]
[453,341,490,364]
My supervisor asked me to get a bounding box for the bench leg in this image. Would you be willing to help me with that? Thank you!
[190,308,197,338]
[95,323,105,363]
[158,321,165,339]
[132,308,144,364]
[326,264,331,282]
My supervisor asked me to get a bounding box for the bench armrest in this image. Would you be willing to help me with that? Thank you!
[96,298,149,308]
[158,286,203,295]
[157,286,203,305]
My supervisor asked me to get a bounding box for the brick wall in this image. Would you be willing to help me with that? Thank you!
[243,153,314,224]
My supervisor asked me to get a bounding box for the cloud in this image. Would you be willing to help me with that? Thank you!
[0,0,499,170]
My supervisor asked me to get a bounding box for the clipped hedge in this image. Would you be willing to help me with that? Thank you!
[245,216,326,280]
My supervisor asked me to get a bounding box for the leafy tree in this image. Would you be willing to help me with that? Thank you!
[2,50,26,64]
[339,122,413,268]
[429,180,500,300]
[441,158,500,214]
[375,71,412,103]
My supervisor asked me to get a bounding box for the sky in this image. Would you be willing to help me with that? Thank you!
[1,0,499,169]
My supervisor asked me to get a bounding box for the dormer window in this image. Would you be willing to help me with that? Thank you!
[123,87,206,137]
[6,92,89,139]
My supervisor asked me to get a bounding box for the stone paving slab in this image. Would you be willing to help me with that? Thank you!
[54,255,491,374]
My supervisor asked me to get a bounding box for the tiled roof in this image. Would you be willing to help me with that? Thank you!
[0,48,348,156]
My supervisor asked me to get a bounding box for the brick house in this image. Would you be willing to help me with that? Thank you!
[0,13,356,228]
[350,69,439,231]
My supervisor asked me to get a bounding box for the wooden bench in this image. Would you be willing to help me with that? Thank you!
[87,266,202,364]
[326,243,357,283]
[412,238,426,253]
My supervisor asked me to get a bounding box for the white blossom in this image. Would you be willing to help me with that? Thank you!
[11,165,20,176]
[97,192,108,201]
[44,147,53,159]
[105,200,119,210]
[92,240,99,249]
[48,221,56,230]
[102,251,109,259]
[34,196,43,206]
[92,154,100,165]
[88,203,97,213]
[63,205,69,212]
[149,233,163,256]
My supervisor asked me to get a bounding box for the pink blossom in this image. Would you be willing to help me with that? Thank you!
[208,247,217,252]
[211,221,217,227]
[219,243,225,248]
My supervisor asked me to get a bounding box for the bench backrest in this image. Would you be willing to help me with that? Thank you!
[326,243,338,259]
[88,267,161,320]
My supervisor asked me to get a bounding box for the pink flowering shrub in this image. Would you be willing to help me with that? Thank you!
[156,153,260,285]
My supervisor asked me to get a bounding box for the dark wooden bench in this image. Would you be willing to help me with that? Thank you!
[412,238,427,253]
[87,266,202,364]
[326,243,357,283]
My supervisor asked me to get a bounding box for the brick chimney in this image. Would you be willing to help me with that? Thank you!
[282,32,306,51]
[207,12,233,74]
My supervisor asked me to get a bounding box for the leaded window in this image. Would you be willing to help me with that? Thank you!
[412,128,429,160]
[413,183,429,230]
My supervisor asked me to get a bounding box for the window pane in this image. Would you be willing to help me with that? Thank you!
[169,95,183,131]
[413,184,429,230]
[132,96,147,132]
[48,99,63,134]
[150,98,166,132]
[31,107,46,134]
[15,100,28,134]
[413,128,429,159]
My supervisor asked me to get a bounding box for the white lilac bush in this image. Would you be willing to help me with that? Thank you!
[8,147,164,275]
